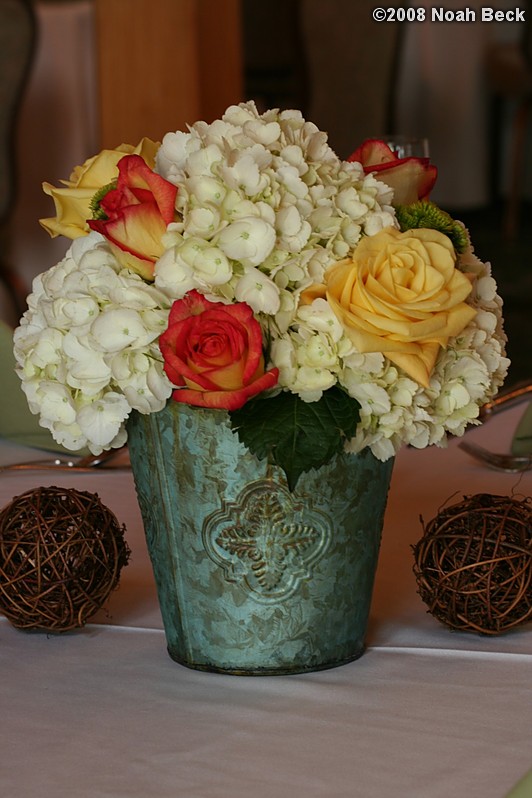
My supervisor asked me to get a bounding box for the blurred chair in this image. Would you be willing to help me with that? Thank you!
[486,1,532,238]
[243,0,308,114]
[299,0,403,159]
[0,0,35,324]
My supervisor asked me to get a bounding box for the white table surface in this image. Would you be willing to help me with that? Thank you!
[0,406,531,798]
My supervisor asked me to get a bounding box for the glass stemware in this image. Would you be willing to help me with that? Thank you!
[384,135,430,159]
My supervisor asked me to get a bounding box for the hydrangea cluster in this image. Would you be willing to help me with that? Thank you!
[154,103,395,326]
[14,102,509,458]
[14,234,172,452]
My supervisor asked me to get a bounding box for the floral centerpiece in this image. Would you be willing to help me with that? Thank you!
[14,102,508,490]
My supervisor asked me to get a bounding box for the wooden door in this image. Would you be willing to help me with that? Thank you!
[94,0,243,148]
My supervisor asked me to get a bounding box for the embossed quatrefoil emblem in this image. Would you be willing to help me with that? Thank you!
[202,479,331,603]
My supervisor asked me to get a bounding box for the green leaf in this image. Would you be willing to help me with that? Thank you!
[229,387,360,491]
[396,200,470,253]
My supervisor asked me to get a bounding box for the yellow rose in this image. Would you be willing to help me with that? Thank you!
[302,227,477,387]
[39,138,159,240]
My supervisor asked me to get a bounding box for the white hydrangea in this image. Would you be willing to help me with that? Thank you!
[14,234,173,453]
[270,297,354,402]
[234,268,281,315]
[155,100,395,336]
[15,102,509,462]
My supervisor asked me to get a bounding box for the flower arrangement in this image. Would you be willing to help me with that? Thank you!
[14,102,508,488]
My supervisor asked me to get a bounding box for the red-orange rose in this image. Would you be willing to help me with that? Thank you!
[348,139,437,205]
[89,154,177,280]
[159,290,279,410]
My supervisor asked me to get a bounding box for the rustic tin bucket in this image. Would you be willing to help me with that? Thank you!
[127,402,393,675]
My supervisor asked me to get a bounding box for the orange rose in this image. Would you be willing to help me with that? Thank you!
[302,227,477,387]
[88,155,177,280]
[40,138,159,240]
[349,139,437,205]
[159,291,279,410]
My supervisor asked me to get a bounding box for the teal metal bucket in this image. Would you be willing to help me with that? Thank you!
[127,403,394,675]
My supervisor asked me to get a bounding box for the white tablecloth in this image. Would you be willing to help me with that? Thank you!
[0,406,530,797]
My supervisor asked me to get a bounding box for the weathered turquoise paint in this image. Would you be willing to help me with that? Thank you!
[127,403,394,675]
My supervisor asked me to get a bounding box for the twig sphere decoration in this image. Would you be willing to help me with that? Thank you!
[412,493,532,635]
[0,486,130,631]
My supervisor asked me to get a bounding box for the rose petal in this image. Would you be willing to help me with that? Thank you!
[348,139,438,204]
[115,154,177,225]
[171,366,279,410]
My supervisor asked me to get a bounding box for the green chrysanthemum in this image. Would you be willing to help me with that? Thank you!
[396,200,469,253]
[90,180,117,221]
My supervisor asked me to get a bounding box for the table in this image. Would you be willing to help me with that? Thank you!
[0,406,530,797]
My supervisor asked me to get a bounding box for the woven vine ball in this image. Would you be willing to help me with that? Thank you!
[0,486,130,632]
[412,493,532,635]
